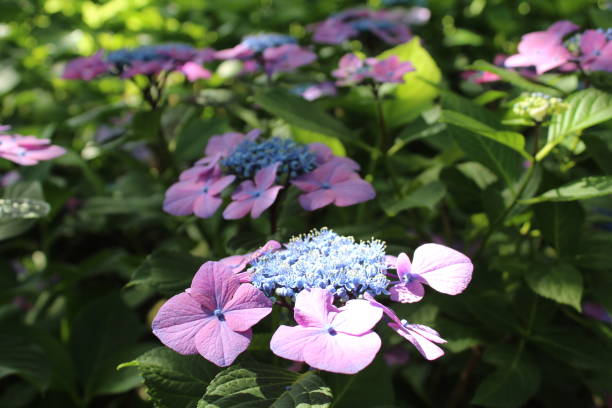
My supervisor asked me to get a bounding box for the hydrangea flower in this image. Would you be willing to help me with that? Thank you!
[152,229,473,373]
[215,33,316,76]
[163,130,374,219]
[579,29,612,72]
[311,7,423,45]
[270,288,383,374]
[387,245,473,303]
[291,82,337,101]
[63,43,214,82]
[513,92,568,122]
[0,126,66,166]
[152,262,273,366]
[333,53,415,86]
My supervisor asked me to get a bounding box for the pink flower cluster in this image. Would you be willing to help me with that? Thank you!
[152,233,473,374]
[333,53,415,86]
[505,21,612,74]
[62,44,215,82]
[311,7,429,45]
[0,125,65,166]
[163,130,375,219]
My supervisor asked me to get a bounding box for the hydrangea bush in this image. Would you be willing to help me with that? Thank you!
[2,1,612,408]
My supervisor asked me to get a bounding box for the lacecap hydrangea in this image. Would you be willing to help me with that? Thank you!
[163,130,375,220]
[151,228,474,374]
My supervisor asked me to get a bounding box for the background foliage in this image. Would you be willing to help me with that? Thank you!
[1,0,612,407]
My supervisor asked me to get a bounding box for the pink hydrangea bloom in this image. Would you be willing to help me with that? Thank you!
[223,163,284,219]
[312,20,358,44]
[121,60,172,78]
[270,288,383,374]
[368,55,415,83]
[298,82,337,101]
[163,167,235,218]
[262,44,317,75]
[179,61,212,81]
[307,142,360,170]
[215,44,256,60]
[364,293,446,360]
[152,261,273,366]
[505,20,579,74]
[220,240,282,276]
[62,51,110,80]
[579,30,612,72]
[0,130,66,166]
[292,162,375,211]
[334,54,414,85]
[388,244,473,303]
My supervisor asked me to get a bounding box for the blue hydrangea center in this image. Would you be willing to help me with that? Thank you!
[242,34,297,52]
[351,19,396,32]
[107,43,194,67]
[221,137,317,181]
[325,324,338,336]
[213,309,225,321]
[248,228,389,300]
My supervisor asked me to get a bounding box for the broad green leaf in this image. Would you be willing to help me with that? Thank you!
[0,326,51,389]
[590,7,612,28]
[127,250,203,296]
[120,347,219,408]
[441,110,531,159]
[81,194,164,216]
[378,37,442,127]
[291,126,346,157]
[0,181,45,240]
[523,176,612,204]
[472,347,540,408]
[198,364,332,408]
[525,263,583,311]
[252,88,359,149]
[175,118,228,163]
[70,293,145,402]
[388,119,446,155]
[467,60,563,96]
[382,181,446,216]
[441,91,524,186]
[534,202,584,255]
[474,90,508,106]
[0,199,50,220]
[539,89,612,160]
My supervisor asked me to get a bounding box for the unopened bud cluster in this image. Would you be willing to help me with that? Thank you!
[513,92,568,122]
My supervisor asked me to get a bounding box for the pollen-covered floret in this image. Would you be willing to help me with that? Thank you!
[248,228,390,300]
[221,137,318,181]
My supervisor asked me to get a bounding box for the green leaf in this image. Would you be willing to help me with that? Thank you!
[388,119,446,156]
[127,250,204,296]
[120,347,219,408]
[441,91,524,186]
[0,326,51,389]
[441,110,531,159]
[252,88,359,149]
[534,202,584,255]
[198,364,332,408]
[378,37,442,127]
[0,181,45,240]
[175,118,228,163]
[525,263,583,311]
[70,293,145,402]
[291,127,346,157]
[472,347,540,408]
[467,60,563,96]
[382,181,446,216]
[523,176,612,204]
[539,89,612,160]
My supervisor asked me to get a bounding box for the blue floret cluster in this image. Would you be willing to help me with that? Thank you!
[241,33,297,52]
[249,228,390,300]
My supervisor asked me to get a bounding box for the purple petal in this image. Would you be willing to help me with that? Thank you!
[223,284,273,332]
[254,163,280,189]
[389,281,425,303]
[294,288,336,328]
[270,325,321,363]
[331,178,375,207]
[231,180,257,200]
[193,194,222,218]
[298,189,336,211]
[302,331,381,374]
[389,322,444,360]
[395,252,412,280]
[194,319,252,367]
[333,299,383,335]
[152,292,212,355]
[190,262,240,311]
[223,199,254,220]
[251,186,283,218]
[208,175,236,195]
[411,243,473,295]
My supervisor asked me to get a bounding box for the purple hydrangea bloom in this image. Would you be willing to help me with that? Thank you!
[333,53,415,86]
[0,126,65,166]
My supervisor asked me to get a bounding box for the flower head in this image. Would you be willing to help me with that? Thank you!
[152,261,272,366]
[579,29,612,72]
[513,92,568,122]
[291,82,337,101]
[248,228,389,299]
[223,163,284,219]
[262,44,317,75]
[270,288,383,374]
[505,20,579,74]
[311,7,415,45]
[333,53,414,86]
[62,50,110,80]
[388,244,473,303]
[0,127,66,166]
